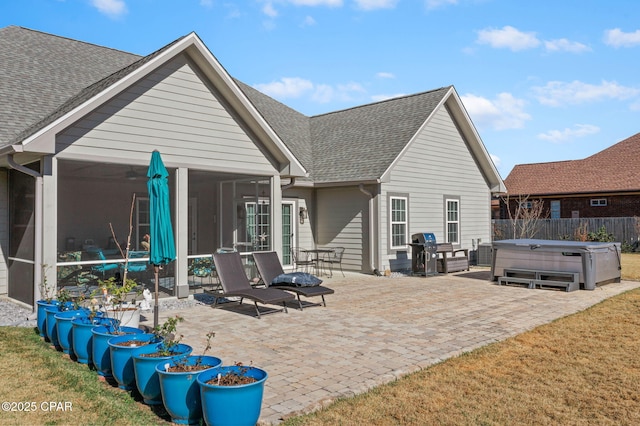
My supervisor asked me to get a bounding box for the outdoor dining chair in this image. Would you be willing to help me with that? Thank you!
[252,251,334,310]
[292,247,316,273]
[321,247,345,277]
[212,252,295,318]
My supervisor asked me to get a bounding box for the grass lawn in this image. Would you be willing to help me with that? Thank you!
[1,254,638,425]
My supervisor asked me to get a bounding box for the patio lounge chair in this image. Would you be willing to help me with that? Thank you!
[212,252,295,318]
[252,251,335,310]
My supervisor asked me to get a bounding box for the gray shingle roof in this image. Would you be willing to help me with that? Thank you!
[1,26,450,185]
[308,88,449,183]
[235,80,450,183]
[0,26,140,145]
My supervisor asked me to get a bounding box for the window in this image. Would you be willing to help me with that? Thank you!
[445,199,459,244]
[590,198,607,207]
[390,196,408,248]
[519,201,532,209]
[550,200,561,219]
[245,201,270,251]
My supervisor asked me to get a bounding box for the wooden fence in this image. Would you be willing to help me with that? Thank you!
[492,217,640,244]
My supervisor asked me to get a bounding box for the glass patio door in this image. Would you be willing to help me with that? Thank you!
[282,202,294,266]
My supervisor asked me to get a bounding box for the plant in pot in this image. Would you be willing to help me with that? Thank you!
[107,327,158,391]
[53,289,90,356]
[36,264,58,339]
[99,276,142,330]
[71,297,115,365]
[132,315,193,405]
[44,288,84,351]
[156,331,221,424]
[197,361,268,426]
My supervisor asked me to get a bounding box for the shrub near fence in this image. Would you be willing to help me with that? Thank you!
[492,217,640,248]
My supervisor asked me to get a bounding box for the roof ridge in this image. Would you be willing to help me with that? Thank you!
[310,85,452,118]
[7,25,142,57]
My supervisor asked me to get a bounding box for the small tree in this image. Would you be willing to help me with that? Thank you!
[500,194,547,239]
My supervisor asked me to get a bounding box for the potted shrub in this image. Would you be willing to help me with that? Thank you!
[99,276,142,330]
[197,362,268,426]
[108,331,158,390]
[36,264,57,339]
[132,316,193,405]
[54,308,90,356]
[156,332,221,424]
[44,288,82,350]
[91,324,143,378]
[71,299,115,365]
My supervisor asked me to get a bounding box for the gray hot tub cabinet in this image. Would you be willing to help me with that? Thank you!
[491,239,621,290]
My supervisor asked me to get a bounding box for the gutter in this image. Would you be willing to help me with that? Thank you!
[358,184,376,273]
[280,177,296,191]
[7,154,43,317]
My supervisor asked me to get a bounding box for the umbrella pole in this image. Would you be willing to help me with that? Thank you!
[154,265,159,328]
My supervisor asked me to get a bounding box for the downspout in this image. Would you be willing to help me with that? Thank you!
[280,177,296,191]
[7,154,43,317]
[358,184,376,273]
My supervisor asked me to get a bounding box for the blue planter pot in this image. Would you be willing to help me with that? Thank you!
[132,343,193,405]
[198,365,268,426]
[156,355,222,425]
[91,325,141,377]
[108,333,159,390]
[71,315,114,364]
[54,309,89,356]
[45,306,63,349]
[37,300,59,339]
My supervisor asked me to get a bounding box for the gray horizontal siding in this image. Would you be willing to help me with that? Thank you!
[381,106,491,268]
[56,54,276,174]
[316,187,367,272]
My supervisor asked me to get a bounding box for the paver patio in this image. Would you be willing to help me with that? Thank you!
[140,268,640,425]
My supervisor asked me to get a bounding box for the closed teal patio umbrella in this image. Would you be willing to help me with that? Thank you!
[147,150,176,327]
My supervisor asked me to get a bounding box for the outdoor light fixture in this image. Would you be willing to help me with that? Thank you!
[299,206,308,224]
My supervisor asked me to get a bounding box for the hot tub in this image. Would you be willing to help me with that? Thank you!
[491,239,621,290]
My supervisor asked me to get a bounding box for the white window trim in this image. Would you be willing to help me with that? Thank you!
[389,195,408,250]
[590,198,607,206]
[445,198,460,245]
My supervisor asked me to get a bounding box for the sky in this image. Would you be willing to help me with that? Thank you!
[2,0,640,178]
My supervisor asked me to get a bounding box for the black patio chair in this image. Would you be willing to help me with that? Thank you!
[292,247,316,273]
[212,252,295,318]
[252,251,334,310]
[321,247,345,277]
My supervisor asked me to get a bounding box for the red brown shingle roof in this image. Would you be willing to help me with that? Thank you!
[504,132,640,195]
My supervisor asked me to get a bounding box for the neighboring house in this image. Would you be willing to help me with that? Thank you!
[501,132,640,219]
[0,26,504,307]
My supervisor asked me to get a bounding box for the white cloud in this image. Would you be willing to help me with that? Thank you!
[253,78,365,104]
[376,72,395,79]
[262,1,278,17]
[461,92,531,130]
[604,28,640,48]
[425,0,458,9]
[490,153,501,168]
[288,0,342,6]
[91,0,127,18]
[301,15,316,26]
[476,26,540,51]
[254,78,314,98]
[371,93,406,102]
[532,80,640,107]
[354,0,399,10]
[544,38,591,53]
[537,124,600,142]
[200,0,214,8]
